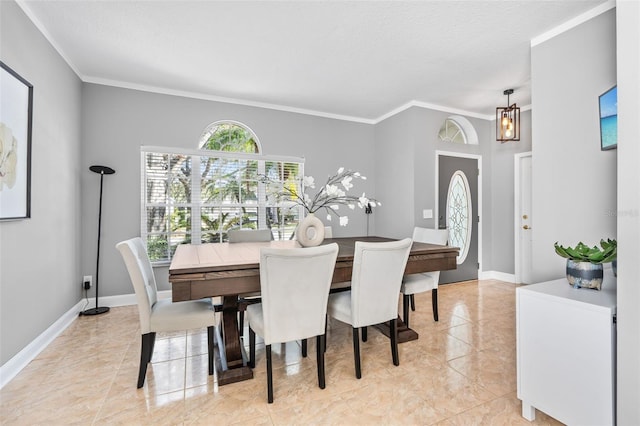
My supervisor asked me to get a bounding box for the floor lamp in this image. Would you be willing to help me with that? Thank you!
[83,165,115,316]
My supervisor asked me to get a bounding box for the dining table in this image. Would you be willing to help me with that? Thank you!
[169,236,458,385]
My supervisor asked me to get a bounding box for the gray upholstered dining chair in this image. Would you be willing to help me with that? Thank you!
[227,228,274,335]
[327,238,412,379]
[247,243,339,403]
[116,237,219,388]
[401,227,448,324]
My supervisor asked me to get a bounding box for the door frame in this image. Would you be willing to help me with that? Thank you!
[435,150,483,276]
[514,151,532,284]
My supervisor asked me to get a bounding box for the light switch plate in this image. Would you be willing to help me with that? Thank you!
[423,209,433,219]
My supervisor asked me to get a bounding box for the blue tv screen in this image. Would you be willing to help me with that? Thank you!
[599,85,617,150]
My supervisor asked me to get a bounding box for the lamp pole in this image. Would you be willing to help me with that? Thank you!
[82,165,115,316]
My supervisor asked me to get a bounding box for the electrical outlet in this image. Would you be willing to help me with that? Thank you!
[83,275,92,290]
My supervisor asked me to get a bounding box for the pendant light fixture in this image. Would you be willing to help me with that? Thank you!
[496,89,520,142]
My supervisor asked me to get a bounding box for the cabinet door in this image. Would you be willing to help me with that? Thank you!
[517,290,615,425]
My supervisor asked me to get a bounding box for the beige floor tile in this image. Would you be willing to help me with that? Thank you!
[0,279,543,426]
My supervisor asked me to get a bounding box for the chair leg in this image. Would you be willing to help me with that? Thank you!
[432,288,439,322]
[137,332,155,388]
[361,326,367,342]
[302,339,308,357]
[403,294,411,327]
[148,332,157,364]
[390,318,399,366]
[266,345,274,403]
[316,335,326,389]
[207,326,214,375]
[324,316,328,353]
[238,310,245,337]
[248,327,256,368]
[410,294,416,311]
[352,327,362,379]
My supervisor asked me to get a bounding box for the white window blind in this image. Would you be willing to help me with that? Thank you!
[141,146,304,264]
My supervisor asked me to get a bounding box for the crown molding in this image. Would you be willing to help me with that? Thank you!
[16,0,83,78]
[83,76,377,125]
[531,0,616,47]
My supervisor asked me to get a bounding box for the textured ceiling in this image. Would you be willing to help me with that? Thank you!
[19,0,609,122]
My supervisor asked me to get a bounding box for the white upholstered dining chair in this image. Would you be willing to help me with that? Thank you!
[227,228,274,335]
[247,243,339,403]
[401,227,449,325]
[327,238,412,379]
[116,237,219,388]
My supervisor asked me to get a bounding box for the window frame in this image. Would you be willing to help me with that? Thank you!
[141,145,305,265]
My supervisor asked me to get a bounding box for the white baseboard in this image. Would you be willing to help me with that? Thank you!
[479,270,517,283]
[0,290,171,389]
[0,300,84,389]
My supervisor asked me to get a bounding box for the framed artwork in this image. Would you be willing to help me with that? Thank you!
[0,61,33,220]
[598,85,617,151]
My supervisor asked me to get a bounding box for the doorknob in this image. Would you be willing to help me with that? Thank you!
[522,214,528,219]
[522,225,531,230]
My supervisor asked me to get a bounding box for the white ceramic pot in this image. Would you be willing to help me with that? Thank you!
[296,213,325,247]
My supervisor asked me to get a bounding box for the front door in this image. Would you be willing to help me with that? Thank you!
[516,153,533,284]
[438,155,479,283]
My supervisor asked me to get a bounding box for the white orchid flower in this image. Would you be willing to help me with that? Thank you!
[341,176,353,190]
[360,175,367,180]
[303,176,315,189]
[330,204,340,210]
[325,184,345,198]
[358,193,369,208]
[348,204,355,210]
[337,167,344,174]
[340,216,349,226]
[327,214,332,221]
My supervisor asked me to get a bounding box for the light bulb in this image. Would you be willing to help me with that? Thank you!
[505,129,512,138]
[507,121,513,131]
[501,114,509,127]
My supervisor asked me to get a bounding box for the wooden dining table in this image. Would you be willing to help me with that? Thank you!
[169,236,458,385]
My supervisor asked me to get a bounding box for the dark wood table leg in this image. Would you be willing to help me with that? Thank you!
[215,295,253,385]
[373,316,419,343]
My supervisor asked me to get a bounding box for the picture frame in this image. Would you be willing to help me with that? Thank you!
[598,85,617,151]
[0,61,33,220]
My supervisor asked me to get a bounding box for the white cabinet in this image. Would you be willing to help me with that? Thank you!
[516,271,616,425]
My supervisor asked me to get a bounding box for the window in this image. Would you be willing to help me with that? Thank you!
[438,119,467,144]
[446,170,472,264]
[437,115,479,145]
[199,120,262,153]
[141,122,304,264]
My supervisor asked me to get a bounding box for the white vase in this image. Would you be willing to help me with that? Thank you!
[296,213,325,247]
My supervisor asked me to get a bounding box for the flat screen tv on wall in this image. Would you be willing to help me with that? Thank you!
[598,85,617,150]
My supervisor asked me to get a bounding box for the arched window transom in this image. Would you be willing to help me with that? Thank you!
[199,120,261,153]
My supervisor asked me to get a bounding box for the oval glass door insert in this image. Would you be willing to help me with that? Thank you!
[446,170,472,264]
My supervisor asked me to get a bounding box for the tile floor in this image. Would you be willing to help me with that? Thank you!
[1,280,563,425]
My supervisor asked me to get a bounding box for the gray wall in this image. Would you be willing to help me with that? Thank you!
[616,1,640,422]
[373,106,502,273]
[0,1,83,364]
[372,110,414,238]
[490,110,532,274]
[81,84,375,296]
[530,9,617,283]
